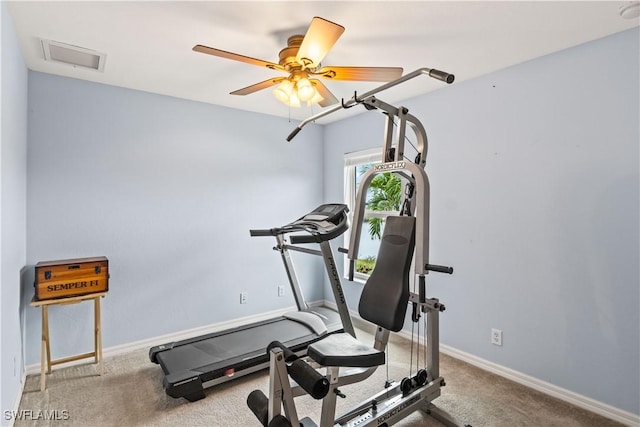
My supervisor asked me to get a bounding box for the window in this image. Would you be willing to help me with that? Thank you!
[344,148,403,282]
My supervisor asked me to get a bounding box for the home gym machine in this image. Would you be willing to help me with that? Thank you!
[246,68,469,426]
[150,203,355,401]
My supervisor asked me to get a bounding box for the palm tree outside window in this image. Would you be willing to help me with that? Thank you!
[343,148,402,281]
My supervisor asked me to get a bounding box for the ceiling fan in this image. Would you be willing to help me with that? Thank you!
[193,17,403,107]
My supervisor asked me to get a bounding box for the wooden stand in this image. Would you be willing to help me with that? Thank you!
[30,292,107,391]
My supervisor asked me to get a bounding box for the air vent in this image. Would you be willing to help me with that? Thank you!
[41,39,106,72]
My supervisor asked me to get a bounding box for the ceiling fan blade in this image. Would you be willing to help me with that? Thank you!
[312,80,339,107]
[315,66,403,82]
[296,17,345,69]
[193,45,286,72]
[230,77,286,96]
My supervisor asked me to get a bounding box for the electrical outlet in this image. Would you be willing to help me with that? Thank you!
[240,292,248,304]
[491,328,503,346]
[278,285,285,297]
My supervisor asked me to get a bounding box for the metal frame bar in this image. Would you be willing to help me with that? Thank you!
[280,244,323,256]
[319,241,356,338]
[275,235,354,337]
[336,95,431,276]
[276,234,309,311]
[348,160,430,276]
[287,67,454,141]
[269,348,301,426]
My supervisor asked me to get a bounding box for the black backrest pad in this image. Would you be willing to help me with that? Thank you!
[358,215,416,332]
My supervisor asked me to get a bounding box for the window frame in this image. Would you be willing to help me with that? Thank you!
[343,148,400,282]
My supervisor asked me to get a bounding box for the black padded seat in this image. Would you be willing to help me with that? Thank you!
[307,333,385,368]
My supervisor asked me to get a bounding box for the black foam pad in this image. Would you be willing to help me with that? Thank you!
[358,216,415,332]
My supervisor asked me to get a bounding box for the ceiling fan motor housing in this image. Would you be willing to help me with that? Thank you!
[279,35,310,70]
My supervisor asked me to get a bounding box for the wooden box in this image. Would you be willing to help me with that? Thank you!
[34,256,109,301]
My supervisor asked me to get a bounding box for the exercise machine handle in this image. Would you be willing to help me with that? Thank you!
[286,127,302,142]
[337,247,356,281]
[428,69,455,84]
[425,264,454,274]
[289,234,316,244]
[250,228,279,237]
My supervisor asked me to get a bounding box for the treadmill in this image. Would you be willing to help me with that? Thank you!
[149,204,355,401]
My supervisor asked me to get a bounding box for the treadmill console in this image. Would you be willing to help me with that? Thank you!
[249,204,349,243]
[292,204,348,231]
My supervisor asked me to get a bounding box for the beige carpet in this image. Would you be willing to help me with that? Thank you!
[16,328,623,427]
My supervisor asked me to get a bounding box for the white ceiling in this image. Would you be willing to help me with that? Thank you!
[7,1,639,123]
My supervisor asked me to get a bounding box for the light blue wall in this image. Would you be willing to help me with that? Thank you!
[323,28,639,415]
[1,1,29,421]
[23,72,325,365]
[5,15,638,420]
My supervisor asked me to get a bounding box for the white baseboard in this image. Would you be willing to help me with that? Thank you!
[5,371,27,427]
[438,344,640,427]
[23,300,640,427]
[25,305,298,375]
[322,299,640,427]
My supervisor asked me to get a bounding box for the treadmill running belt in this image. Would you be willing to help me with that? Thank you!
[157,318,315,374]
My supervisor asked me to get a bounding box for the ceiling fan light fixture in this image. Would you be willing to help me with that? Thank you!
[288,91,301,108]
[273,76,322,107]
[296,77,315,102]
[273,79,294,104]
